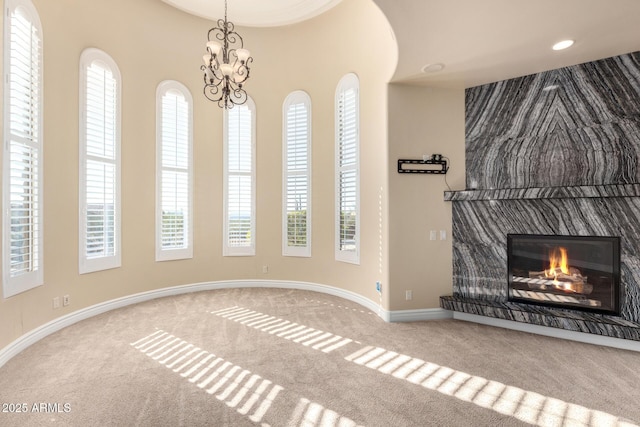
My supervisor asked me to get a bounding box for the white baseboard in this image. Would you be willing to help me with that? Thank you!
[0,280,394,368]
[389,308,453,322]
[454,312,640,352]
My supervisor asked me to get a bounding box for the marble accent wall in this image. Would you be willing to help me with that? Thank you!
[465,51,640,190]
[444,51,640,339]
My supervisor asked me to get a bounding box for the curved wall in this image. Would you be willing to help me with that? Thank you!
[0,0,397,350]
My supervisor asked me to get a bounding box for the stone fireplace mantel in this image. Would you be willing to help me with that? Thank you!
[444,183,640,202]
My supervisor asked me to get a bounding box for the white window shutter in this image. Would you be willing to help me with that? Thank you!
[283,91,312,257]
[156,81,193,261]
[335,74,360,264]
[79,49,121,274]
[224,98,256,256]
[3,0,44,297]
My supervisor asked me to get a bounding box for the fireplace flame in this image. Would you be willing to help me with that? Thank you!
[524,245,591,295]
[546,247,570,278]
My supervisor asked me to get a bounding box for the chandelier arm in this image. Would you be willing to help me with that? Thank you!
[203,84,223,103]
[229,87,248,105]
[232,63,250,85]
[208,23,226,41]
[226,29,242,47]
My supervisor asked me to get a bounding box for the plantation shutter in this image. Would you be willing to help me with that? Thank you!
[79,49,121,274]
[160,90,190,251]
[4,3,43,293]
[84,62,117,259]
[283,92,311,257]
[226,103,254,252]
[337,83,358,254]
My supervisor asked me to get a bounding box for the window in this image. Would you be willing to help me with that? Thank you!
[79,48,121,274]
[335,73,360,264]
[282,91,312,257]
[156,81,193,261]
[223,98,256,256]
[2,0,43,297]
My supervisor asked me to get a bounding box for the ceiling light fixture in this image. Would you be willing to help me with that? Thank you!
[201,0,253,109]
[552,40,574,51]
[421,63,445,73]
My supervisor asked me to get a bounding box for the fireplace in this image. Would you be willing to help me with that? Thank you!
[507,234,620,315]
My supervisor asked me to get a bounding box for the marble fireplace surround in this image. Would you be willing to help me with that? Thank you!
[440,51,640,342]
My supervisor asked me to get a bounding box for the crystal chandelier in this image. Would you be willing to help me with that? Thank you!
[201,0,253,109]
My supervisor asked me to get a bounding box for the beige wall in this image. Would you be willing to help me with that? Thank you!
[387,84,465,310]
[0,0,397,350]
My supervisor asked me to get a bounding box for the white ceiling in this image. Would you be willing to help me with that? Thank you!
[374,0,640,88]
[163,0,640,88]
[161,0,343,27]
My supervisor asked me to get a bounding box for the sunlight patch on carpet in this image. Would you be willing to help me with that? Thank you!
[210,306,355,353]
[345,346,638,427]
[289,398,360,427]
[131,329,362,427]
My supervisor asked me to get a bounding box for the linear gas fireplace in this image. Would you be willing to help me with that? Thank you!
[508,234,620,315]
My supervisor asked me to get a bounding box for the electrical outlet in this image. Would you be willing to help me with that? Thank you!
[405,290,412,301]
[63,294,70,307]
[262,265,269,274]
[430,230,437,241]
[53,297,60,309]
[376,281,382,294]
[440,230,447,240]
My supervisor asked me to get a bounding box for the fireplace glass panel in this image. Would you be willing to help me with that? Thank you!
[507,234,620,315]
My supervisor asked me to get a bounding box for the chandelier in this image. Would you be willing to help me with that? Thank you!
[201,0,253,109]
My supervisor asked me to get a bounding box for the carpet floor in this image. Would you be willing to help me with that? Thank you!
[1,287,639,426]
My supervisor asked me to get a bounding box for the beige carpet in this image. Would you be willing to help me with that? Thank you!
[1,287,639,426]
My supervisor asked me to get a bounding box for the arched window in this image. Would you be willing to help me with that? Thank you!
[79,48,121,274]
[335,73,360,264]
[3,0,44,296]
[224,98,256,256]
[282,91,312,257]
[156,81,193,261]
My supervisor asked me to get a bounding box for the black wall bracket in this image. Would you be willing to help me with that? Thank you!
[397,158,448,174]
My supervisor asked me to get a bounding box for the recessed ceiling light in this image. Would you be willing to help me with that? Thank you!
[552,40,574,51]
[421,63,445,73]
